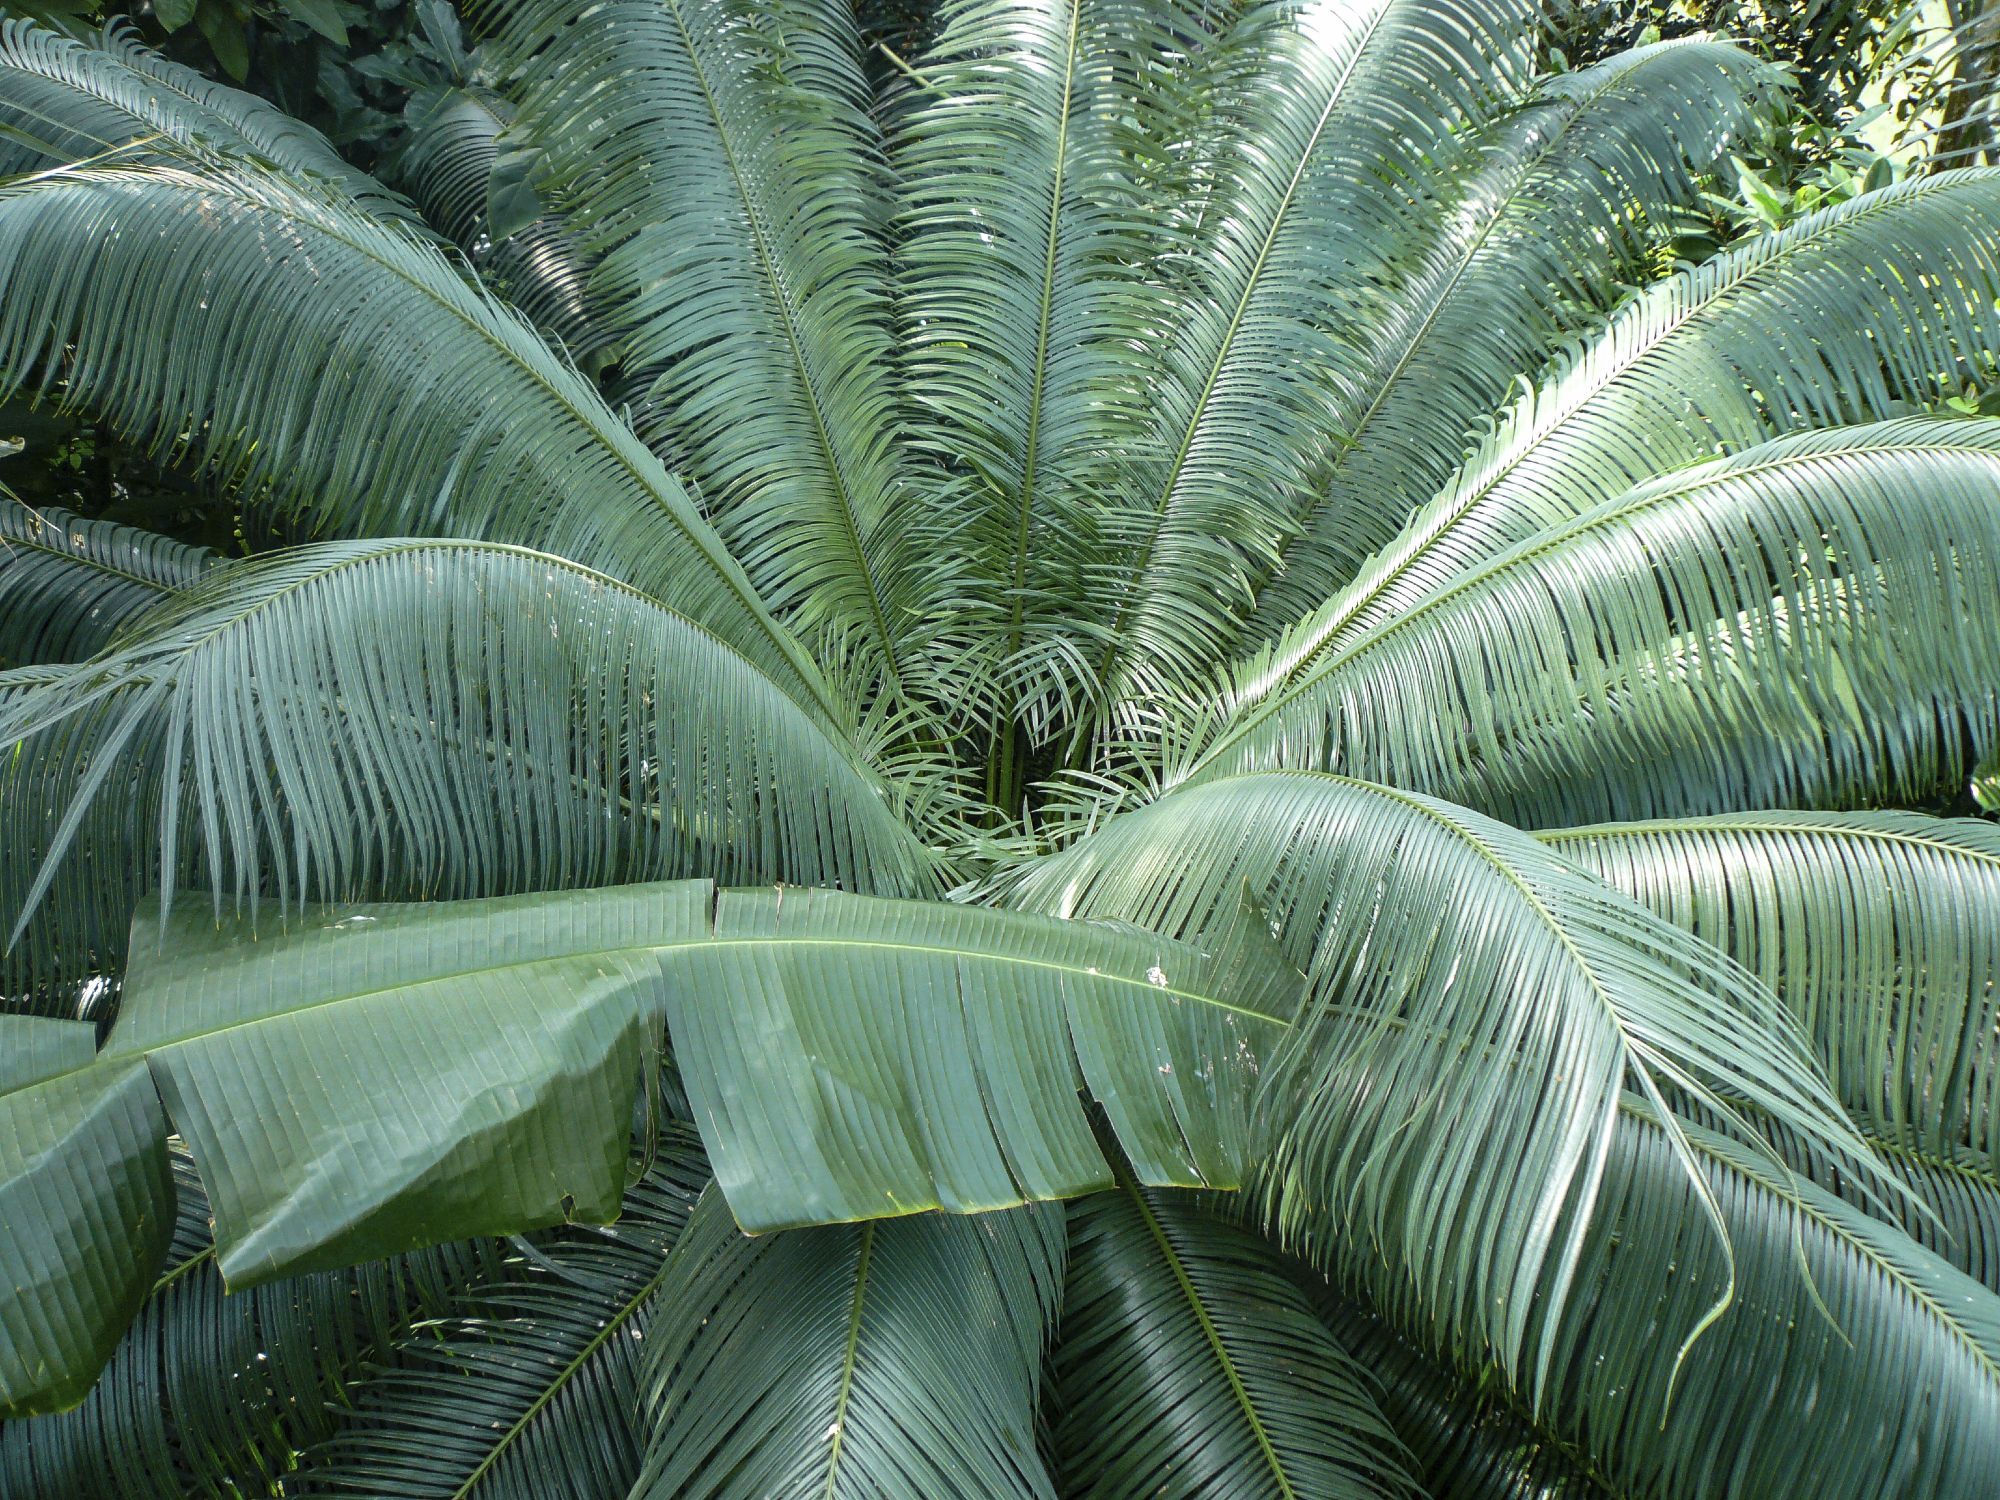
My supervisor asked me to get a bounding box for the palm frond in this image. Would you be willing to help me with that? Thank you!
[889,0,1218,761]
[0,540,925,964]
[1185,419,2000,825]
[0,17,409,218]
[393,82,608,367]
[477,0,921,695]
[1541,808,2000,1167]
[1251,38,1777,628]
[631,1190,1063,1499]
[0,161,833,718]
[0,1148,502,1496]
[1242,168,2000,701]
[290,1131,708,1500]
[1000,770,1875,1387]
[0,497,211,667]
[1050,1181,1419,1499]
[1082,0,1540,725]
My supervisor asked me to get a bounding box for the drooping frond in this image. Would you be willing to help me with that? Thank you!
[290,1133,709,1500]
[477,0,921,694]
[1186,420,2000,825]
[889,0,1216,760]
[1000,771,1874,1386]
[0,498,210,667]
[0,17,408,217]
[664,883,1295,1230]
[0,161,833,718]
[1241,168,2000,701]
[1050,1181,1419,1499]
[393,82,608,367]
[0,541,925,958]
[631,1190,1063,1499]
[1083,0,1540,723]
[1251,38,1776,628]
[0,1148,502,1496]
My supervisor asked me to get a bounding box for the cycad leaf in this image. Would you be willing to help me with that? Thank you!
[1051,1182,1418,1500]
[1001,771,1874,1383]
[0,1016,173,1418]
[0,17,408,217]
[1542,809,2000,1166]
[0,498,211,667]
[665,884,1296,1230]
[0,1150,502,1497]
[478,0,918,689]
[290,1132,709,1500]
[1088,0,1538,719]
[890,0,1211,738]
[0,161,831,716]
[1254,38,1775,623]
[104,881,704,1286]
[1246,167,2000,699]
[1191,419,2000,824]
[0,540,925,961]
[391,82,607,366]
[631,1189,1063,1500]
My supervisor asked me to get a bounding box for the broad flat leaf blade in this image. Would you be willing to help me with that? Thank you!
[108,882,711,1286]
[667,888,1295,1230]
[0,1018,172,1417]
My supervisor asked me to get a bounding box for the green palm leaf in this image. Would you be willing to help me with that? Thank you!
[290,1132,708,1500]
[630,1189,1063,1499]
[1188,419,2000,824]
[0,17,408,216]
[0,161,831,716]
[1541,808,2000,1165]
[0,540,925,952]
[1252,38,1775,625]
[1084,0,1539,723]
[1242,168,2000,701]
[477,0,920,693]
[1002,771,1875,1384]
[665,883,1295,1229]
[1050,1181,1419,1499]
[0,498,210,667]
[890,0,1213,763]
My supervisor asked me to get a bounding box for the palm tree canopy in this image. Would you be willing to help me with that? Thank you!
[2,4,1998,1497]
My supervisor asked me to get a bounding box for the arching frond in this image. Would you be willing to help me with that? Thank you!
[393,82,607,366]
[0,540,925,951]
[631,1190,1063,1499]
[1083,0,1540,722]
[1541,808,2000,1168]
[889,0,1215,766]
[1000,771,1874,1386]
[1242,168,2000,701]
[478,0,921,694]
[1252,38,1776,627]
[0,162,832,718]
[0,17,408,217]
[290,1133,708,1500]
[0,498,210,667]
[0,1148,502,1496]
[1186,420,2000,825]
[1050,1181,1419,1499]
